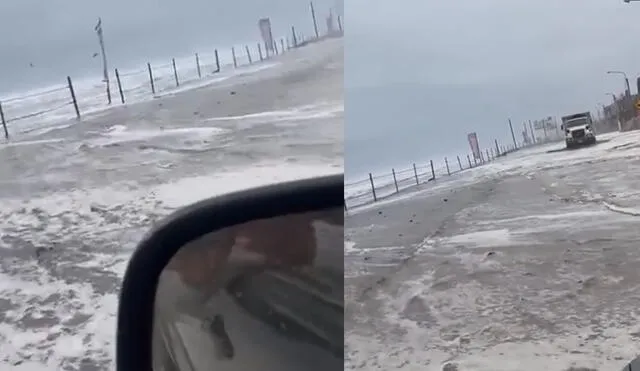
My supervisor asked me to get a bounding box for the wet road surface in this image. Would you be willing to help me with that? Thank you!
[345,132,640,371]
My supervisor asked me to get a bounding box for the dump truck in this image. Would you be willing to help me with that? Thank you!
[561,111,596,149]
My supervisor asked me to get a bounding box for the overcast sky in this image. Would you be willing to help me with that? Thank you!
[345,0,640,178]
[0,0,339,94]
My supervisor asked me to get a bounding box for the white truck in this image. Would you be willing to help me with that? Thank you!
[561,111,597,149]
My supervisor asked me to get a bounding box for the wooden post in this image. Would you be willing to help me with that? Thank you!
[445,157,450,175]
[115,68,125,104]
[457,156,463,170]
[273,41,279,55]
[310,1,319,39]
[474,155,478,166]
[147,63,156,95]
[245,45,252,64]
[292,26,298,47]
[281,38,285,54]
[0,102,8,140]
[214,49,220,73]
[392,168,399,193]
[286,37,291,50]
[430,159,436,180]
[172,58,179,87]
[258,43,263,61]
[413,163,419,185]
[232,47,237,68]
[486,149,491,162]
[368,173,377,202]
[337,15,343,33]
[67,76,80,119]
[467,154,472,168]
[196,53,201,78]
[264,42,271,58]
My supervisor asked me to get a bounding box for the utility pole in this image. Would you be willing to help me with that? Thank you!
[95,18,111,104]
[508,118,518,149]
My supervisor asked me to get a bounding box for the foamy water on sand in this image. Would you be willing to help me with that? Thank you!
[0,38,343,370]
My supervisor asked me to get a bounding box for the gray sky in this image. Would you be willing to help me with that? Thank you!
[345,0,640,177]
[0,0,339,94]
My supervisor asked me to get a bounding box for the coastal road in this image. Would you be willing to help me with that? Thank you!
[0,38,343,371]
[345,132,640,371]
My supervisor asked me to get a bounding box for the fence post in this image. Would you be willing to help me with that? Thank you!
[490,148,494,159]
[67,76,80,119]
[286,37,291,50]
[392,168,399,193]
[196,53,201,78]
[274,41,279,55]
[486,149,490,162]
[115,68,125,104]
[281,38,285,54]
[147,63,156,95]
[232,47,237,68]
[0,102,8,140]
[245,45,252,64]
[445,157,450,175]
[258,44,263,61]
[467,154,472,168]
[457,156,463,170]
[337,15,343,33]
[172,58,180,87]
[368,173,377,202]
[430,160,436,180]
[413,163,419,185]
[264,42,271,58]
[310,1,319,39]
[474,155,478,166]
[292,26,298,47]
[214,49,221,73]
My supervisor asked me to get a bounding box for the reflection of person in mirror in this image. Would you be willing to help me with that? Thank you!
[152,210,342,371]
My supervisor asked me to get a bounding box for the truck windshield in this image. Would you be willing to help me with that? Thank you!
[565,118,589,128]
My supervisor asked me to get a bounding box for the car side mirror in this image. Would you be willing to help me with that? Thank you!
[621,356,640,371]
[116,175,344,371]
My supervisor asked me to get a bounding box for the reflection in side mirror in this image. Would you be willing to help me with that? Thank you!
[116,175,344,371]
[154,211,344,371]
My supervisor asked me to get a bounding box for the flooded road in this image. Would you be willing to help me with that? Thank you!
[0,38,343,370]
[346,132,640,371]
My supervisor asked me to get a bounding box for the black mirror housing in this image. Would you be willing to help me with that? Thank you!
[116,174,344,371]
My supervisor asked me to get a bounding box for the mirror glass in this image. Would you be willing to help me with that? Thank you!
[152,208,344,371]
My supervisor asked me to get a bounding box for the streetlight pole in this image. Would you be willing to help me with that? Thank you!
[607,70,631,97]
[607,93,622,132]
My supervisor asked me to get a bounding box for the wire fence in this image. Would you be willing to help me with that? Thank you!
[0,3,344,140]
[344,141,524,210]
